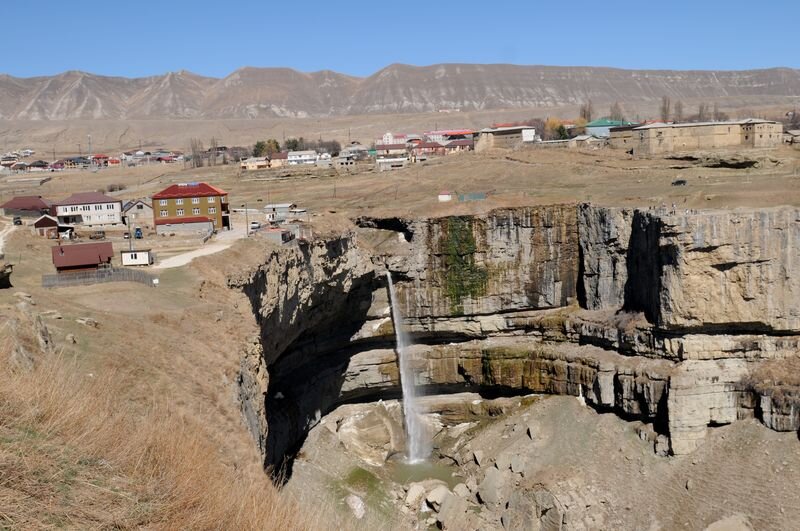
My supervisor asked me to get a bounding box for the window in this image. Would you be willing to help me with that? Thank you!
[82,205,90,211]
[208,207,216,214]
[136,204,143,210]
[192,197,200,204]
[107,204,114,210]
[129,253,137,260]
[159,199,167,206]
[175,198,183,205]
[192,208,200,215]
[94,204,102,210]
[160,210,168,217]
[207,196,215,203]
[176,209,184,216]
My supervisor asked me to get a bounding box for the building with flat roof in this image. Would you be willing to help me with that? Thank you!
[609,119,783,156]
[475,125,536,151]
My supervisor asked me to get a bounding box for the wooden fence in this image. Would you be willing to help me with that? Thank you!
[42,267,158,288]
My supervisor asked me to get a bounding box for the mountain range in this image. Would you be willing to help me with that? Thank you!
[1,64,799,121]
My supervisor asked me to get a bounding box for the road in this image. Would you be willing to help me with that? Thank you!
[152,224,247,269]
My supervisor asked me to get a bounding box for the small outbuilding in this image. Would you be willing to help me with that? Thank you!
[120,249,154,266]
[33,214,72,238]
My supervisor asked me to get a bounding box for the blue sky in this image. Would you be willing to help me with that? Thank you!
[1,0,797,78]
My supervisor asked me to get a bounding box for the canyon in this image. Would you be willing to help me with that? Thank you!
[229,202,800,527]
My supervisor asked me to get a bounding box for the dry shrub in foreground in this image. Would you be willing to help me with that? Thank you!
[0,327,309,530]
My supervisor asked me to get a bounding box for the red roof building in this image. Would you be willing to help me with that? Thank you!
[151,182,230,233]
[152,182,227,199]
[51,242,114,273]
[0,195,52,217]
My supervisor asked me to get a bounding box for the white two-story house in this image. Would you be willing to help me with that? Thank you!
[53,192,123,227]
[287,150,318,165]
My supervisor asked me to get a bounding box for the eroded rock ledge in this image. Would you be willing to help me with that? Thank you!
[231,204,800,474]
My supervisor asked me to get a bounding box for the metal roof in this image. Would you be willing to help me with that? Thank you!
[0,195,52,210]
[152,182,227,199]
[51,242,113,269]
[54,192,119,207]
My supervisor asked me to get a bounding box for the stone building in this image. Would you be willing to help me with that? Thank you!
[610,119,783,156]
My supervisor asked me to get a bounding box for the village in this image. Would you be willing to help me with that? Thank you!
[0,105,799,289]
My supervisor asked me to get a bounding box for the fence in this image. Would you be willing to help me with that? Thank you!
[42,267,158,288]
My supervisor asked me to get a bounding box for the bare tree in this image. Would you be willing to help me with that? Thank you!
[659,96,671,122]
[579,100,594,122]
[697,103,709,122]
[712,102,728,121]
[189,138,204,168]
[209,137,218,167]
[609,102,625,122]
[674,101,684,122]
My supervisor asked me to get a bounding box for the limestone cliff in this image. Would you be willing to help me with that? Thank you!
[233,203,800,473]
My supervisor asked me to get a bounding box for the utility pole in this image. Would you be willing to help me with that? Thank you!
[244,203,249,237]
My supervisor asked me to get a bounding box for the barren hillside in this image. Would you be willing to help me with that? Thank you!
[1,64,799,120]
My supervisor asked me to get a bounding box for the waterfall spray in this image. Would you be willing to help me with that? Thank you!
[386,272,429,462]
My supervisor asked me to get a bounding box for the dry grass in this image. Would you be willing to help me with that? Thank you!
[0,322,309,530]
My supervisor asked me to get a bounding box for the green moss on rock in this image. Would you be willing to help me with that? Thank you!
[440,216,488,315]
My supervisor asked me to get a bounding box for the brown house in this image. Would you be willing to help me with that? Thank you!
[0,195,52,218]
[151,182,230,234]
[51,242,113,273]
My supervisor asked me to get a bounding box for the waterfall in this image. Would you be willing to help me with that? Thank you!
[386,272,429,462]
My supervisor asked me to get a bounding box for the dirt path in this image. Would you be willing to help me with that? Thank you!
[0,220,16,257]
[152,225,246,269]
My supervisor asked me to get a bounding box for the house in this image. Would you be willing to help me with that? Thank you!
[269,151,289,168]
[474,125,536,151]
[240,157,269,171]
[609,119,784,156]
[411,141,446,158]
[445,139,474,154]
[264,203,296,223]
[33,214,72,238]
[568,135,605,149]
[375,143,410,171]
[122,199,154,226]
[586,118,638,138]
[784,130,800,144]
[52,192,123,227]
[380,132,409,145]
[28,160,50,171]
[424,130,474,143]
[0,195,52,218]
[339,143,370,161]
[287,150,318,165]
[152,182,230,234]
[51,242,113,273]
[438,191,453,202]
[120,249,154,266]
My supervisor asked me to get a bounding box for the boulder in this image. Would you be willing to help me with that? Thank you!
[65,333,77,344]
[345,494,365,520]
[436,493,471,530]
[453,483,471,498]
[510,455,526,475]
[405,483,426,507]
[495,453,511,471]
[477,467,508,506]
[426,485,451,512]
[473,449,486,466]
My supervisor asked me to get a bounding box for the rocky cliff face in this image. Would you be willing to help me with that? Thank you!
[234,203,800,473]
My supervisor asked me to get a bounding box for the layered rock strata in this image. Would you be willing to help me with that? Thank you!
[234,204,800,473]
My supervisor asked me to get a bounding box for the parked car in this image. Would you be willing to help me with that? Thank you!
[249,221,262,230]
[12,216,22,226]
[89,230,106,240]
[123,231,131,239]
[134,227,143,239]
